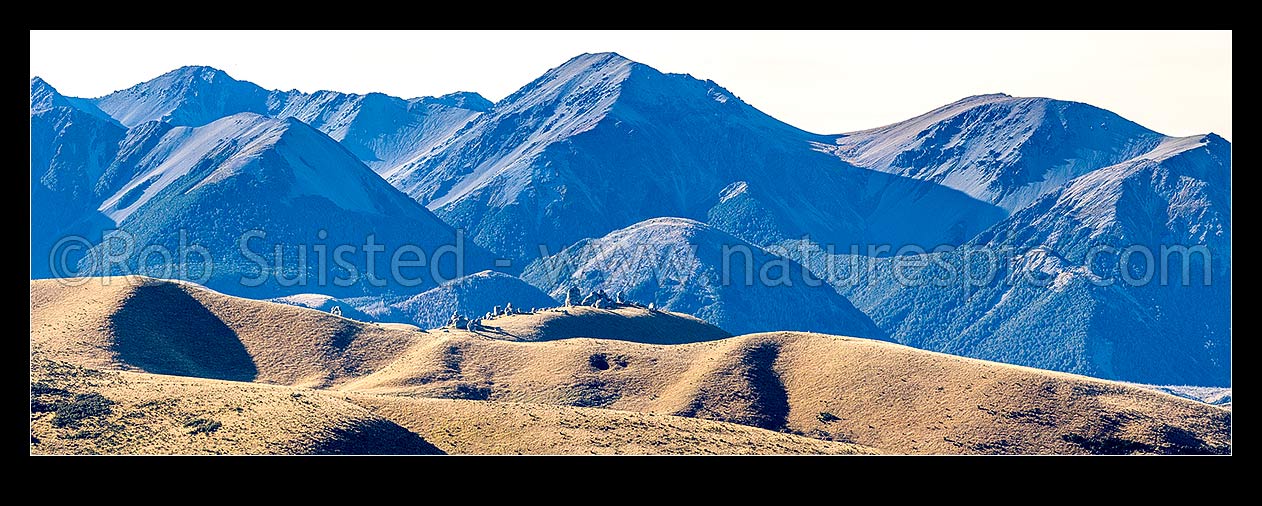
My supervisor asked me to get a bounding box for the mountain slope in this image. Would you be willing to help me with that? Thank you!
[88,66,489,172]
[30,78,128,277]
[270,90,489,171]
[972,134,1230,263]
[31,77,121,126]
[77,113,493,296]
[823,93,1167,212]
[522,217,884,337]
[380,270,559,328]
[94,66,272,128]
[34,76,496,292]
[388,52,1004,263]
[796,134,1231,385]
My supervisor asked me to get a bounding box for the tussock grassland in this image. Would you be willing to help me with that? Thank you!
[31,277,1231,454]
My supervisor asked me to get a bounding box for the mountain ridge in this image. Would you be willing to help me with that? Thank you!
[823,93,1169,213]
[71,112,496,297]
[793,132,1231,385]
[78,67,492,173]
[388,52,1006,264]
[32,52,1231,387]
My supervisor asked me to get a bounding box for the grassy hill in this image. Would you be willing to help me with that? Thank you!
[30,277,1231,454]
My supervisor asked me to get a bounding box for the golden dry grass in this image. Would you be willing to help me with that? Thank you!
[29,357,874,455]
[31,277,1232,454]
[349,395,875,455]
[31,277,418,387]
[345,330,1231,454]
[30,358,441,455]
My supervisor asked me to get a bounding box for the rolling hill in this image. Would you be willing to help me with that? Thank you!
[31,277,1231,454]
[31,277,417,387]
[30,52,1232,454]
[476,304,732,344]
[31,358,442,455]
[347,395,874,455]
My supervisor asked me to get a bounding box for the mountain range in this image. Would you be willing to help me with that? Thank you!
[32,77,495,297]
[30,52,1230,385]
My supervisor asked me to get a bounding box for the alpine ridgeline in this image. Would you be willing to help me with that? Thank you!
[31,54,1230,385]
[797,103,1231,385]
[33,79,495,296]
[386,53,1005,265]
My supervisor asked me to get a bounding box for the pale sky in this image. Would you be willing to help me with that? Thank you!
[30,30,1231,140]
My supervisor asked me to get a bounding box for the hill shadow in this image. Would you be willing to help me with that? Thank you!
[110,282,258,381]
[675,340,790,431]
[308,418,447,455]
